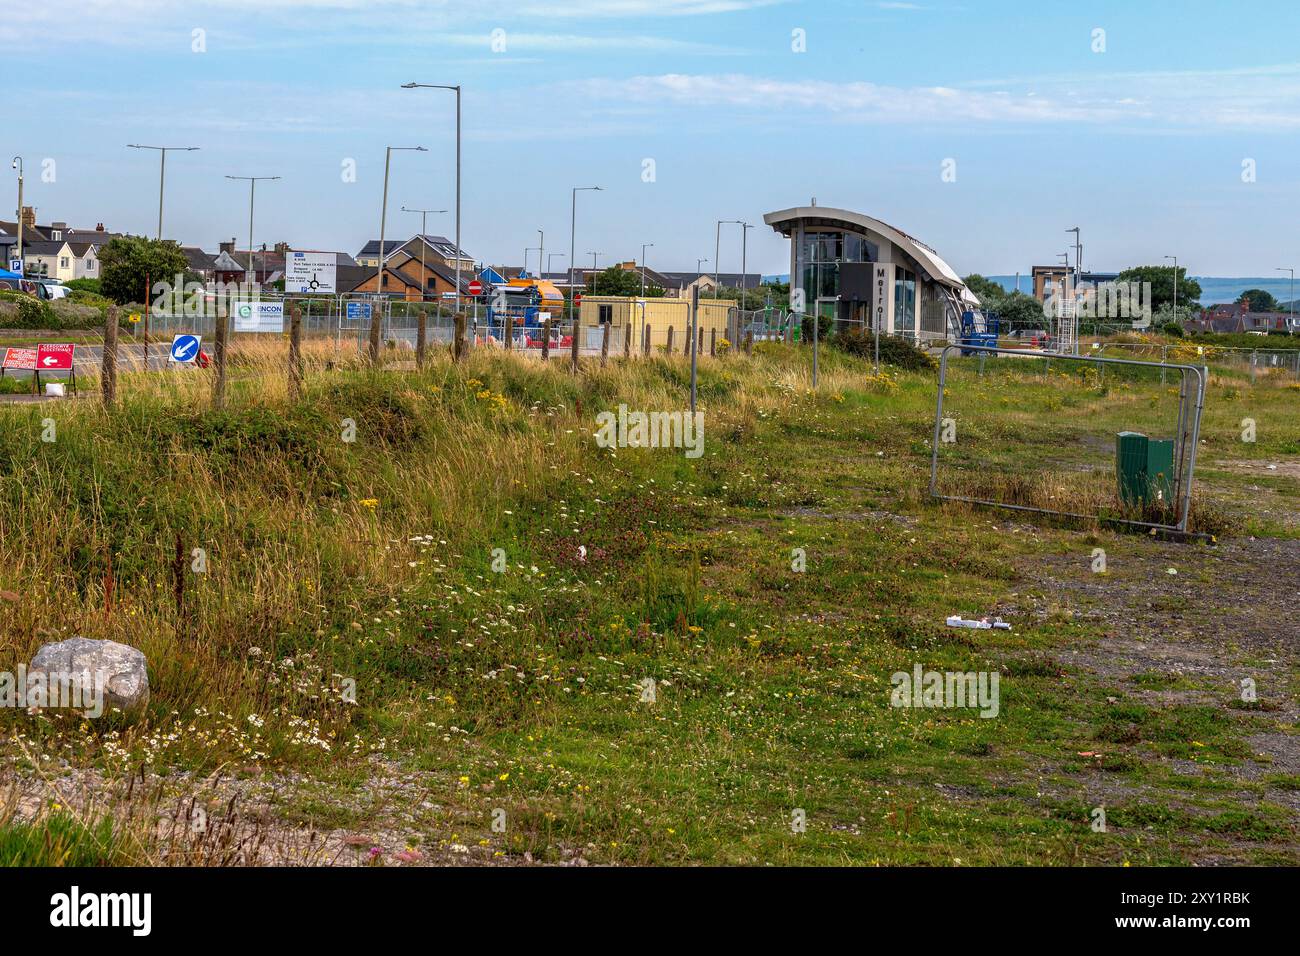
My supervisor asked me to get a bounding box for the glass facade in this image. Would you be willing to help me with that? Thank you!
[797,230,878,307]
[894,268,916,334]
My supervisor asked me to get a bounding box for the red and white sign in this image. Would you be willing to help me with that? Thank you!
[467,279,483,297]
[574,293,583,306]
[1,347,37,370]
[36,343,75,370]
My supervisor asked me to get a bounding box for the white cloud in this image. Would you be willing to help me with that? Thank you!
[571,70,1300,129]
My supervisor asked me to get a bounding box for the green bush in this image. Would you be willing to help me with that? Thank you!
[0,291,56,329]
[64,278,102,295]
[1159,321,1184,337]
[833,327,937,370]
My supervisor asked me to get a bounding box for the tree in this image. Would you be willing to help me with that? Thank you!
[997,291,1049,328]
[1237,288,1278,312]
[98,236,190,305]
[962,273,1009,307]
[591,265,664,298]
[1115,265,1202,313]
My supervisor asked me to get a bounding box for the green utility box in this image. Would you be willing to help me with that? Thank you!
[1116,431,1175,506]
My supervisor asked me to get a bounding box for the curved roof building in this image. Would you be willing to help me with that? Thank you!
[764,204,976,341]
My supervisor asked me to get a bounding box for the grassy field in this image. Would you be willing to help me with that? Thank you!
[0,338,1296,866]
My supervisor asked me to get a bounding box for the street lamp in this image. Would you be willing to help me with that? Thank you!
[1278,267,1295,332]
[696,256,708,275]
[739,222,753,310]
[1164,255,1178,316]
[537,229,544,286]
[567,186,602,326]
[547,252,566,276]
[10,157,22,268]
[640,242,654,297]
[225,175,280,284]
[715,219,742,292]
[376,147,427,297]
[401,206,447,302]
[402,82,462,311]
[128,144,199,240]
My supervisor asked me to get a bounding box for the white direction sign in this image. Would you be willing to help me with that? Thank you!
[285,251,337,294]
[232,301,285,333]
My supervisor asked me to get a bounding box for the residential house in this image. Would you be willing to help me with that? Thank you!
[356,235,474,273]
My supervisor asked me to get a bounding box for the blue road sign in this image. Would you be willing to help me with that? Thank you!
[170,334,202,364]
[346,302,372,320]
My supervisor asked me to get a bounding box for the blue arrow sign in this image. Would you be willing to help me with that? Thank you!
[170,334,201,363]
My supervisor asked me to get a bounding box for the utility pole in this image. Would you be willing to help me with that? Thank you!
[128,144,199,240]
[375,147,427,353]
[226,175,280,284]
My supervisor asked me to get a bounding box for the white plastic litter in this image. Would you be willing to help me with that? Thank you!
[44,382,65,397]
[946,615,1011,631]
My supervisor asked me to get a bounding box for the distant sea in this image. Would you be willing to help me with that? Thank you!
[986,275,1298,308]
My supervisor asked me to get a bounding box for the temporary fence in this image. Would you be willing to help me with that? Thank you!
[929,345,1208,536]
[1095,341,1300,383]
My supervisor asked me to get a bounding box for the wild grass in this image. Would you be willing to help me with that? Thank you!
[0,337,1294,865]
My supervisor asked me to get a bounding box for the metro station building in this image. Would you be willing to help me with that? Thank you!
[763,204,977,341]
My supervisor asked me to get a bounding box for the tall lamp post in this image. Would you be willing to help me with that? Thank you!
[1276,267,1294,332]
[696,256,709,275]
[1164,254,1178,318]
[739,222,753,310]
[376,146,428,297]
[401,82,462,311]
[640,242,654,297]
[226,174,280,284]
[401,205,446,301]
[567,186,602,328]
[715,219,742,293]
[547,252,566,277]
[128,144,199,239]
[9,157,22,269]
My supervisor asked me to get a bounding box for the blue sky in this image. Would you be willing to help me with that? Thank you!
[3,0,1298,277]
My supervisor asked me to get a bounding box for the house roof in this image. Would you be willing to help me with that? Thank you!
[763,205,970,293]
[357,234,472,261]
[181,246,218,272]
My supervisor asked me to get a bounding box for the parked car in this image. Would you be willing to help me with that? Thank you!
[34,281,70,300]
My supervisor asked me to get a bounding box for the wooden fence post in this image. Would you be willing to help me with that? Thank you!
[288,304,304,399]
[102,306,119,406]
[623,320,631,359]
[709,327,716,357]
[213,310,228,407]
[505,313,514,351]
[744,330,754,355]
[666,326,674,355]
[368,302,382,366]
[600,322,610,367]
[416,306,427,370]
[453,312,467,362]
[643,323,651,356]
[570,315,580,373]
[541,317,552,362]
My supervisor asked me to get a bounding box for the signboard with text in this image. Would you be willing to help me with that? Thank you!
[232,301,285,333]
[1,347,37,370]
[36,343,75,370]
[285,252,337,294]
